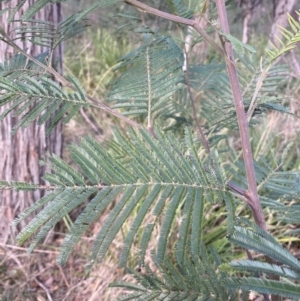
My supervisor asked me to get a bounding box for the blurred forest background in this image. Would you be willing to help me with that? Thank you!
[1,0,300,300]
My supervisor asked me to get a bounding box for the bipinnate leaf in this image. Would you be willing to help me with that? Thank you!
[12,127,231,272]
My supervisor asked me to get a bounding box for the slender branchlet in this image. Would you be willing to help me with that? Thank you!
[214,0,266,232]
[125,0,225,56]
[184,49,211,154]
[0,30,142,130]
[124,0,261,208]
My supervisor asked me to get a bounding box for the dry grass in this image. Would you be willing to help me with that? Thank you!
[0,222,136,301]
[252,91,300,165]
[0,233,125,301]
[0,187,162,301]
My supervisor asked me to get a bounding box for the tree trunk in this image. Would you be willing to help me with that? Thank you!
[270,0,296,46]
[0,1,63,243]
[240,0,262,44]
[269,0,299,76]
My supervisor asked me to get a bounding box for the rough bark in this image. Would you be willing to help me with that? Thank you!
[269,0,299,77]
[270,0,296,45]
[0,1,63,243]
[240,0,262,44]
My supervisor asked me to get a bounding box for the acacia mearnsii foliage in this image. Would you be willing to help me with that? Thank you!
[1,0,300,300]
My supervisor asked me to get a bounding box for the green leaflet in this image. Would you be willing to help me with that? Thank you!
[0,75,88,135]
[226,278,300,300]
[107,35,185,124]
[266,11,300,63]
[110,250,230,301]
[220,32,256,56]
[13,127,231,271]
[228,226,300,272]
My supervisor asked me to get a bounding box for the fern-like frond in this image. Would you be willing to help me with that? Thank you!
[0,74,88,135]
[237,11,300,120]
[1,0,121,22]
[228,226,300,272]
[157,87,193,131]
[185,62,239,134]
[226,277,300,300]
[225,224,300,299]
[193,54,294,135]
[227,148,300,213]
[166,0,201,19]
[14,18,88,50]
[13,127,233,271]
[4,0,123,50]
[0,180,40,191]
[111,249,232,301]
[0,52,49,79]
[242,62,290,113]
[229,260,300,281]
[261,170,300,201]
[231,155,300,226]
[266,11,300,63]
[107,35,184,126]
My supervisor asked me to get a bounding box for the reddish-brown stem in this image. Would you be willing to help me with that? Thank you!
[125,0,254,204]
[125,0,225,56]
[214,0,266,232]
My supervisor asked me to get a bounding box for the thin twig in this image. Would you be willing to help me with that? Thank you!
[80,108,103,135]
[215,2,279,300]
[34,278,54,301]
[226,180,250,204]
[214,0,266,231]
[184,49,211,154]
[55,263,70,287]
[183,29,250,203]
[0,242,59,254]
[124,0,225,57]
[0,31,142,130]
[247,66,270,121]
